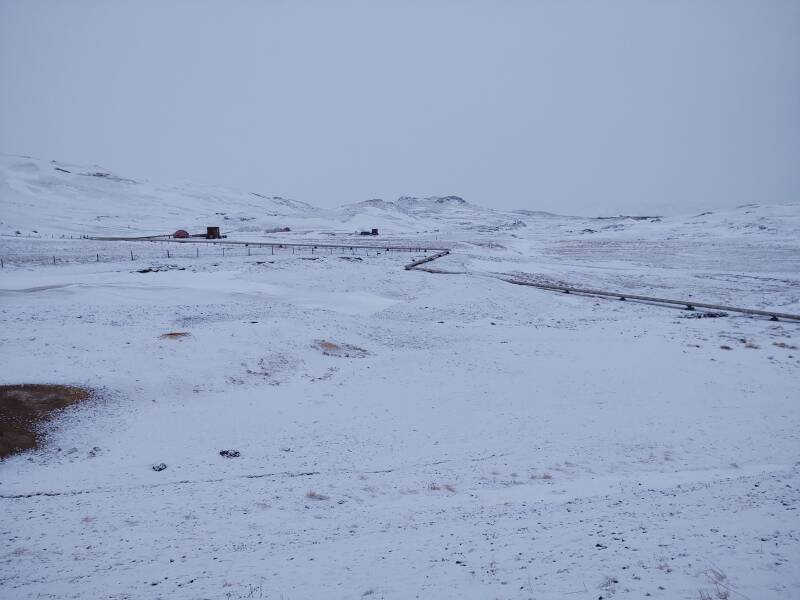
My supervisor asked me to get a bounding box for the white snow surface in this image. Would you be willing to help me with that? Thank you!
[0,154,524,237]
[1,155,799,599]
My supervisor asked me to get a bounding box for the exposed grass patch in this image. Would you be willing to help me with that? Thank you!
[313,339,369,358]
[0,384,92,458]
[159,332,191,340]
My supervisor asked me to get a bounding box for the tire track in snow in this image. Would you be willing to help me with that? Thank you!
[0,453,509,499]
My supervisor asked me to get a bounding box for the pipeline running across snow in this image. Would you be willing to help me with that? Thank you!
[405,251,800,323]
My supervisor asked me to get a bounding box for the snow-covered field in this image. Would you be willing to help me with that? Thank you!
[1,155,799,599]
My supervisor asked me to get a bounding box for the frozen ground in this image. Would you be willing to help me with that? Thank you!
[1,156,799,599]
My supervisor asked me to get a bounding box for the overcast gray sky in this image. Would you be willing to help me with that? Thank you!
[1,0,798,215]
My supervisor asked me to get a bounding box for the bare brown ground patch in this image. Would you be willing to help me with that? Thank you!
[313,339,369,358]
[159,332,191,340]
[0,384,92,459]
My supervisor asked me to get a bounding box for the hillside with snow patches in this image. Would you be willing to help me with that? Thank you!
[1,154,799,599]
[2,154,798,246]
[0,154,528,236]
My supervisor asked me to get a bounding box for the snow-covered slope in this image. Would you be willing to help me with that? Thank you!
[0,154,526,237]
[4,154,798,244]
[1,153,799,600]
[1,234,799,599]
[0,154,318,236]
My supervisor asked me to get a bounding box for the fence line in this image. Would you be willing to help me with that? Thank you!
[88,235,449,253]
[1,239,447,268]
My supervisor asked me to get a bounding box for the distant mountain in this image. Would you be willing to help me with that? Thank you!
[0,155,531,236]
[0,154,318,236]
[5,154,794,240]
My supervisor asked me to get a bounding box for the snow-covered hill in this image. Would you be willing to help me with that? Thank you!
[1,153,799,600]
[0,154,526,237]
[0,154,318,237]
[3,154,799,246]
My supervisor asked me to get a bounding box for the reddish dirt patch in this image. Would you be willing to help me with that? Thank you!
[0,384,92,459]
[159,332,191,340]
[313,339,369,358]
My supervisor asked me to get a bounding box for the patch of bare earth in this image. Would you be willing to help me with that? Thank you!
[313,339,369,358]
[159,332,191,340]
[0,384,92,459]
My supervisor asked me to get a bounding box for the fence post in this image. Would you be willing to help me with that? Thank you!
[196,247,199,257]
[53,256,56,265]
[130,249,134,261]
[96,254,99,262]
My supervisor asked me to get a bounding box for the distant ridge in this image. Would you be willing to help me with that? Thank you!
[0,154,533,236]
